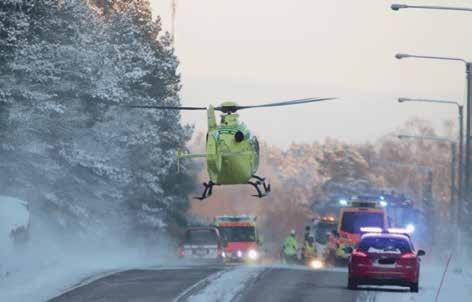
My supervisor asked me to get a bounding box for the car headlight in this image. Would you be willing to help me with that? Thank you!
[237,250,243,258]
[310,259,323,269]
[406,223,415,234]
[247,249,259,260]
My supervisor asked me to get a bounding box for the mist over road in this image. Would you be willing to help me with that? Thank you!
[239,267,358,302]
[48,265,359,302]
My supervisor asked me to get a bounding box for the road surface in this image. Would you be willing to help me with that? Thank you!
[48,264,363,302]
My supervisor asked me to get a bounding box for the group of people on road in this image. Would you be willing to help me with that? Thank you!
[281,226,317,264]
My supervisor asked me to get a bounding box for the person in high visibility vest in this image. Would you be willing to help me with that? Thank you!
[282,229,298,264]
[303,235,317,260]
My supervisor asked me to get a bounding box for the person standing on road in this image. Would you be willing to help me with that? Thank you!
[304,226,311,242]
[282,229,298,264]
[302,235,317,261]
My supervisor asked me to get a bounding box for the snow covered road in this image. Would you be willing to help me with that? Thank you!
[46,265,359,302]
[49,266,223,302]
[11,260,468,302]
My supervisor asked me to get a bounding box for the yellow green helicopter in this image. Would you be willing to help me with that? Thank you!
[130,97,335,199]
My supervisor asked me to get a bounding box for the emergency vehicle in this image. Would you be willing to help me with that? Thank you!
[213,215,262,263]
[313,215,338,258]
[326,199,388,264]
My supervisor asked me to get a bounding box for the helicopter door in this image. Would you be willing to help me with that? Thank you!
[206,133,222,173]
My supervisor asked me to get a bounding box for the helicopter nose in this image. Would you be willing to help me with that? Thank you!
[234,131,244,142]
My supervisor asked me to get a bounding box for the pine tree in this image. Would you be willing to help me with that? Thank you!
[0,0,195,239]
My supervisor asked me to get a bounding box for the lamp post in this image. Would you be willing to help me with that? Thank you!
[395,53,472,209]
[398,98,464,202]
[397,134,458,221]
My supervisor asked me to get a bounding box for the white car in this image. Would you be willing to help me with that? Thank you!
[178,227,224,264]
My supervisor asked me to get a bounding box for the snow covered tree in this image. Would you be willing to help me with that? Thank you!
[0,0,195,240]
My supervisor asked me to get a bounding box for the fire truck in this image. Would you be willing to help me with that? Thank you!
[325,199,388,265]
[213,215,263,263]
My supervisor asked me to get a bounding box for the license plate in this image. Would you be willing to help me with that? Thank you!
[194,249,207,256]
[373,260,396,268]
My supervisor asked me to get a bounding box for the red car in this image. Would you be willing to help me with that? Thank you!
[347,230,425,292]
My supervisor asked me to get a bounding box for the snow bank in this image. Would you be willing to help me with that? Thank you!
[0,244,181,302]
[0,195,30,242]
[0,196,30,278]
[0,195,179,302]
[187,266,264,302]
[360,254,472,302]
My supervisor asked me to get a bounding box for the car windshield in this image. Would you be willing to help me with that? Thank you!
[218,226,256,242]
[341,212,384,234]
[315,223,336,244]
[359,237,411,254]
[184,229,218,245]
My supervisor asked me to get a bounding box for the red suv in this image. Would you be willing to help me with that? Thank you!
[347,230,425,292]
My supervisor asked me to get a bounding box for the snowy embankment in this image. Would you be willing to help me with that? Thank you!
[0,195,178,302]
[0,250,170,302]
[0,196,30,275]
[359,253,472,302]
[0,196,30,242]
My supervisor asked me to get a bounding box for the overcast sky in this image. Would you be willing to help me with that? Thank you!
[149,0,472,147]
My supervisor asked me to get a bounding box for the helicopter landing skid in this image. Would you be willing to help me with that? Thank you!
[193,181,215,200]
[248,175,271,198]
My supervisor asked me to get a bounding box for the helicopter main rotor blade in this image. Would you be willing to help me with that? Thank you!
[233,97,337,110]
[127,105,207,110]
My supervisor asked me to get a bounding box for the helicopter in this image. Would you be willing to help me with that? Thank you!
[130,97,335,200]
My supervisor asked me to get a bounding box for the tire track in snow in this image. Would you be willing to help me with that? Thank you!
[173,269,229,302]
[357,291,377,302]
[179,266,265,302]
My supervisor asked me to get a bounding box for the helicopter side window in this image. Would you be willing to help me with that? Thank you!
[235,131,244,142]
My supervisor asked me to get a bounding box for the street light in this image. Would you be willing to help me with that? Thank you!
[397,134,458,219]
[395,53,467,64]
[391,4,472,12]
[397,97,464,202]
[391,4,408,11]
[395,53,472,207]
